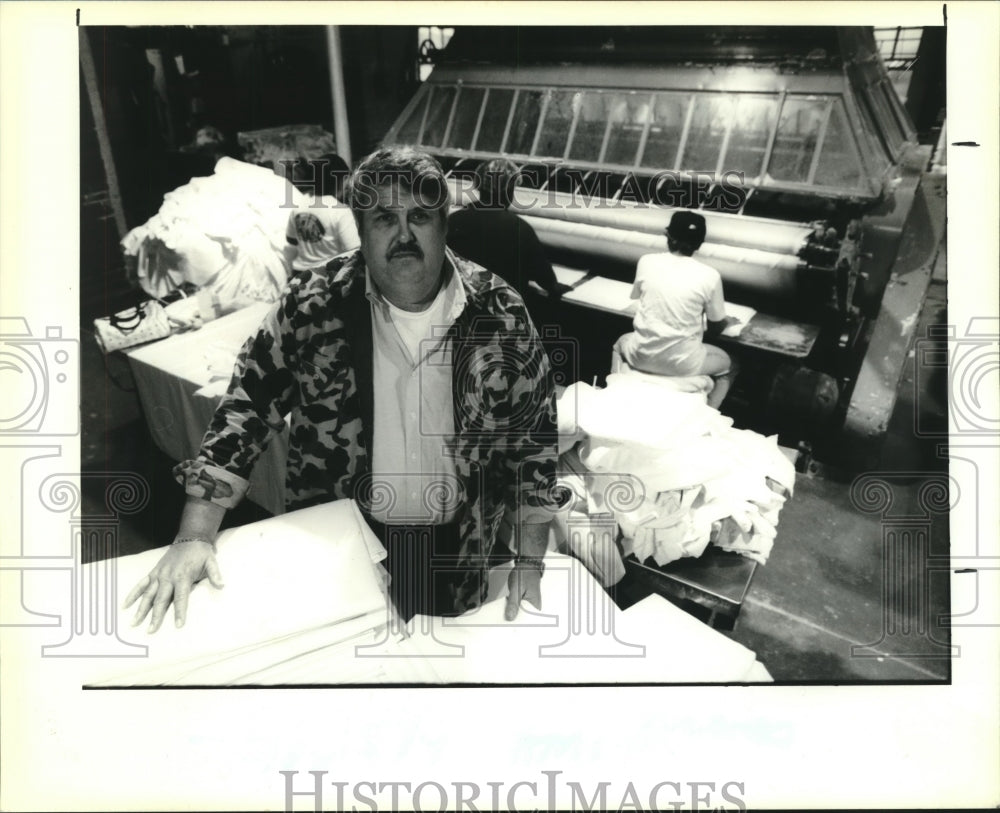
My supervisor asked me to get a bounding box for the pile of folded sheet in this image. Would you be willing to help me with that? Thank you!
[84,500,395,687]
[556,373,795,573]
[121,157,301,311]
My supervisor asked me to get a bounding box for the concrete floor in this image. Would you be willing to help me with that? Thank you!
[720,179,950,682]
[80,180,951,683]
[733,266,950,682]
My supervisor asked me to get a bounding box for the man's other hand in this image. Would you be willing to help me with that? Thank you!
[548,282,575,299]
[504,562,543,621]
[123,539,224,633]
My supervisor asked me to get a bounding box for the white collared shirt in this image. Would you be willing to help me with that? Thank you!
[366,261,467,524]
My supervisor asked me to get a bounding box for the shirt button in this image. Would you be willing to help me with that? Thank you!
[408,412,417,421]
[410,452,418,460]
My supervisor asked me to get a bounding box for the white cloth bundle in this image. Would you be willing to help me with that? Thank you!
[557,375,794,567]
[121,157,301,310]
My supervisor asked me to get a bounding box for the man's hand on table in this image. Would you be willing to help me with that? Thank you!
[547,282,575,299]
[504,561,543,621]
[503,520,549,621]
[123,539,224,633]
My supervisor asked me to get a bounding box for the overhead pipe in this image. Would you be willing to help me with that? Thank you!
[326,26,352,166]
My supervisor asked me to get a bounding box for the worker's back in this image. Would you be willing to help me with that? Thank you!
[448,205,552,296]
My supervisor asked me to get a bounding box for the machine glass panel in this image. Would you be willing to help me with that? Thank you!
[768,96,831,184]
[506,89,546,154]
[681,93,737,174]
[639,93,692,170]
[422,85,458,148]
[444,86,486,149]
[567,91,613,162]
[390,79,897,199]
[476,87,516,152]
[395,88,429,144]
[603,92,651,166]
[878,81,910,149]
[535,89,578,159]
[866,81,906,157]
[723,95,779,181]
[850,91,892,177]
[813,100,864,190]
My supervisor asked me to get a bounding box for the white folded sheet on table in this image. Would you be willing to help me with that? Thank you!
[85,499,389,687]
[84,506,770,685]
[398,552,770,684]
[722,301,757,337]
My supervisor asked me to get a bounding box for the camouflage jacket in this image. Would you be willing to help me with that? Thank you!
[175,249,560,612]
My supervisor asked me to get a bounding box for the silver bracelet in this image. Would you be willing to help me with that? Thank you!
[514,555,546,575]
[172,535,215,548]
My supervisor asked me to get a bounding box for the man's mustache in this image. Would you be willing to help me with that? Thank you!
[389,242,423,259]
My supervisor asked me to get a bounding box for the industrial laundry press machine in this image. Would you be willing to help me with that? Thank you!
[382,26,941,467]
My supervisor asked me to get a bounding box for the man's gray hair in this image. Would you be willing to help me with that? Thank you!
[346,145,451,226]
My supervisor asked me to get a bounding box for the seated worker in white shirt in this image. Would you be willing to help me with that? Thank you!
[285,153,361,271]
[614,211,737,409]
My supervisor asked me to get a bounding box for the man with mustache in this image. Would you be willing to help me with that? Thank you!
[125,146,561,631]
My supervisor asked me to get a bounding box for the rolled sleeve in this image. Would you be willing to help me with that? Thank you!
[172,459,250,509]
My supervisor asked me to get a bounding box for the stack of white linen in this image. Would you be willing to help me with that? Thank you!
[84,500,395,687]
[121,157,302,310]
[556,374,795,568]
